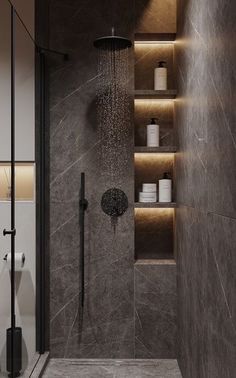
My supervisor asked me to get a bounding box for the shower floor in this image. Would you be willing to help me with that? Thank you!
[43,359,182,378]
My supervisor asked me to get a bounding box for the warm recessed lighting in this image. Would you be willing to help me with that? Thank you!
[135,41,175,45]
[134,99,174,105]
[134,153,174,159]
[135,208,174,216]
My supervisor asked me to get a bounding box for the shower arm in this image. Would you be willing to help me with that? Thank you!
[79,173,88,308]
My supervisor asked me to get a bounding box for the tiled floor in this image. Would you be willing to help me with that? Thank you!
[43,359,182,378]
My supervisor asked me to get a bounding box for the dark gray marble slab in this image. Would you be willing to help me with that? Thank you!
[135,263,177,358]
[135,202,176,208]
[207,213,236,378]
[175,0,236,376]
[135,90,177,99]
[175,206,208,378]
[49,0,135,359]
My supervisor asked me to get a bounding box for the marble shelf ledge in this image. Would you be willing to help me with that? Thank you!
[135,202,177,208]
[135,259,176,265]
[135,33,176,42]
[135,146,177,153]
[135,90,177,99]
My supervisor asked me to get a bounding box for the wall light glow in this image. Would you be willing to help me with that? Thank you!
[135,153,175,160]
[135,208,174,217]
[135,42,175,46]
[0,163,35,201]
[134,99,174,106]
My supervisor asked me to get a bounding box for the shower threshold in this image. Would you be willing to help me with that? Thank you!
[42,358,182,377]
[22,352,49,378]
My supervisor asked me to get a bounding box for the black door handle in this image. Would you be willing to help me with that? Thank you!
[3,229,16,236]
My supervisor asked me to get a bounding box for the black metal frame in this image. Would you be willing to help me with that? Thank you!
[3,6,17,377]
[10,6,16,377]
[79,173,88,308]
[35,49,68,355]
[34,0,68,355]
[35,0,50,356]
[35,49,68,356]
[36,50,47,354]
[2,1,68,369]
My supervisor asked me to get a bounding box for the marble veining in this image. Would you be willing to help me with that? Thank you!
[135,264,177,358]
[43,359,182,378]
[176,0,236,376]
[49,0,135,358]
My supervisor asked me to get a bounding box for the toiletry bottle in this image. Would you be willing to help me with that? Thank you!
[139,183,157,203]
[154,61,167,90]
[147,118,160,147]
[159,172,172,202]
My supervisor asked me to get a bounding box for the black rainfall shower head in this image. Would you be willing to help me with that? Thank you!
[94,27,132,50]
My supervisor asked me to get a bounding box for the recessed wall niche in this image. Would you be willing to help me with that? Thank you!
[135,100,174,146]
[135,153,174,202]
[134,37,176,262]
[135,44,175,90]
[135,208,174,259]
[0,163,35,201]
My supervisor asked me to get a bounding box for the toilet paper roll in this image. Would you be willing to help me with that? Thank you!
[3,253,25,270]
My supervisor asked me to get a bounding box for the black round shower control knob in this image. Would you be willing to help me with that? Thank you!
[101,188,128,217]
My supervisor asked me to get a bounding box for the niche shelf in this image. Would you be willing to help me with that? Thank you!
[0,163,35,202]
[135,33,176,43]
[135,259,176,266]
[135,90,177,99]
[135,146,177,153]
[135,202,176,209]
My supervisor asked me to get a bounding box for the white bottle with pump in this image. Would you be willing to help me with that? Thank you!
[154,61,167,90]
[159,172,172,203]
[147,118,160,147]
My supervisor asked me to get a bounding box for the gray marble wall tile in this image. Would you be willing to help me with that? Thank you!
[176,203,236,378]
[135,262,177,358]
[175,0,236,376]
[49,0,135,359]
[207,213,236,378]
[202,0,236,218]
[175,206,208,378]
[176,0,236,216]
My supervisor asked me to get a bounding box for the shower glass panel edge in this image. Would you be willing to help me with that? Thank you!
[0,0,38,376]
